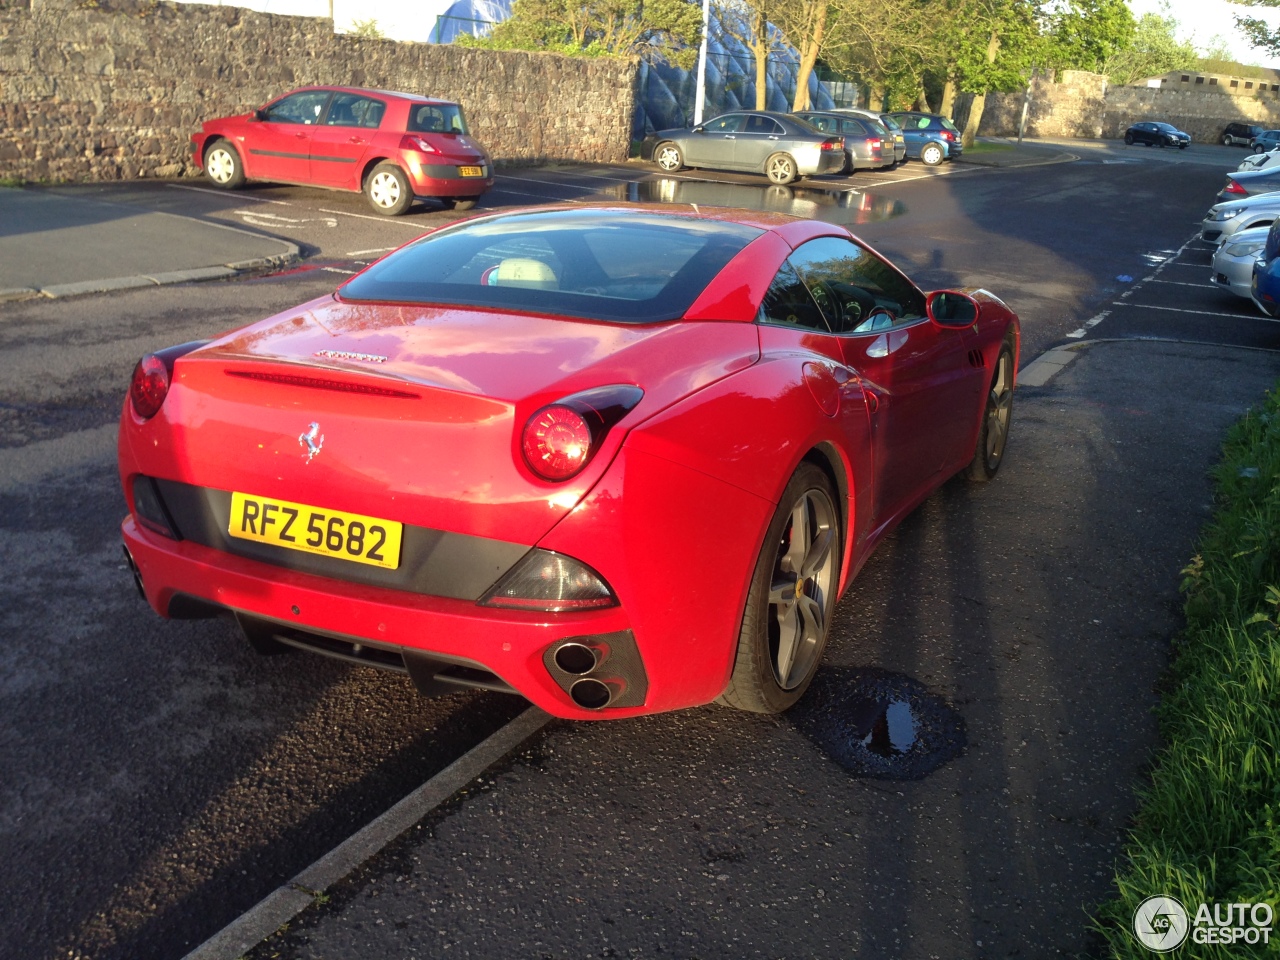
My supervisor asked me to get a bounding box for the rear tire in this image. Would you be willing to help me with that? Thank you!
[718,462,840,714]
[364,162,414,216]
[655,141,683,172]
[965,342,1014,481]
[921,142,944,166]
[1224,134,1234,146]
[1124,132,1134,145]
[766,152,797,184]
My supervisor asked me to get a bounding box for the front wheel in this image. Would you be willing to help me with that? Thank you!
[364,163,414,216]
[766,152,798,184]
[204,141,244,189]
[1224,134,1234,146]
[966,343,1014,481]
[920,142,944,166]
[1123,133,1134,146]
[654,141,683,172]
[718,462,841,713]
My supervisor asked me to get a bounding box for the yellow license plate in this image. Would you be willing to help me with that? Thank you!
[228,492,403,570]
[458,165,484,177]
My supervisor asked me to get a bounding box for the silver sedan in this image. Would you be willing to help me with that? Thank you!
[648,111,846,185]
[1200,195,1280,245]
[1211,225,1270,298]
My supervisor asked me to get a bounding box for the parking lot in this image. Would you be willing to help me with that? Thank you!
[2,140,1279,960]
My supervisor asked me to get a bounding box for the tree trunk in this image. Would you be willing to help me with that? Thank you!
[753,10,768,109]
[961,30,1000,149]
[868,83,885,112]
[939,79,956,118]
[791,2,827,111]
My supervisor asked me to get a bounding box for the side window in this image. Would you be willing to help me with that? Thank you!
[325,93,385,129]
[757,260,829,332]
[263,90,332,125]
[788,236,926,334]
[703,115,745,133]
[744,115,782,135]
[841,118,868,135]
[807,116,834,132]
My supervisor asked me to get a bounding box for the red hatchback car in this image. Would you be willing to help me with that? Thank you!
[190,85,495,215]
[119,205,1018,720]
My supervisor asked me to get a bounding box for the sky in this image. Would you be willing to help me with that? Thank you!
[1126,0,1280,67]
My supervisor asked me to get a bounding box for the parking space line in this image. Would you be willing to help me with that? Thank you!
[316,207,433,226]
[1066,310,1110,339]
[166,184,292,206]
[489,187,585,204]
[345,247,397,257]
[1109,301,1262,320]
[1147,278,1215,288]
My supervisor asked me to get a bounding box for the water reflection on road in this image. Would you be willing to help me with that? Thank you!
[605,177,907,226]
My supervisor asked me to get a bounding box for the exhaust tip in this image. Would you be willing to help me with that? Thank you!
[553,641,599,676]
[569,677,613,710]
[121,545,145,600]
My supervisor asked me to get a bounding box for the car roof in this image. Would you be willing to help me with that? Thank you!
[282,84,459,107]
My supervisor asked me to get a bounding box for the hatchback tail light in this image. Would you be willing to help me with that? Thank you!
[520,384,643,482]
[1225,179,1248,196]
[869,139,882,150]
[942,130,956,142]
[820,138,842,152]
[128,340,209,420]
[401,134,438,155]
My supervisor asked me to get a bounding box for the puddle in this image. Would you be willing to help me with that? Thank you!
[604,178,906,226]
[789,667,965,779]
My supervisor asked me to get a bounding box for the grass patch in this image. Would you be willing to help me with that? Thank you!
[1091,383,1280,957]
[964,141,1015,155]
[0,176,25,188]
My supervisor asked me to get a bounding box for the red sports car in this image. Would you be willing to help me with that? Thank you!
[190,85,494,215]
[119,205,1018,719]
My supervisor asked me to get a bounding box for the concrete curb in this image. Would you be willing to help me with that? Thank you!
[181,705,553,960]
[1018,343,1087,387]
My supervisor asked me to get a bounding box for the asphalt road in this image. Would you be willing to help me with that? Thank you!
[1,142,1278,960]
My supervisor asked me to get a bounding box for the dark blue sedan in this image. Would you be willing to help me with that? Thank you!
[1123,121,1190,149]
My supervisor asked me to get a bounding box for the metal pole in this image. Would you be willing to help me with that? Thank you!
[693,0,711,125]
[1017,69,1033,145]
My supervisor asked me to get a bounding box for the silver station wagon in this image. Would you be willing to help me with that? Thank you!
[647,111,846,185]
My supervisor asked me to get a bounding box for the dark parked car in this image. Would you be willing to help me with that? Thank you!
[1123,121,1190,149]
[1250,130,1280,153]
[887,112,963,165]
[793,111,892,173]
[831,108,908,165]
[1223,122,1265,147]
[646,111,845,185]
[191,85,494,215]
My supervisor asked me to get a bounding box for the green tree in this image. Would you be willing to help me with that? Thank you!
[712,0,783,109]
[1045,0,1135,72]
[1100,11,1196,85]
[458,0,702,68]
[1233,0,1280,57]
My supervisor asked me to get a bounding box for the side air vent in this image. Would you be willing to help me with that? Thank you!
[968,349,986,369]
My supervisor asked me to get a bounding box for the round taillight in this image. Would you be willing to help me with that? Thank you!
[130,354,169,420]
[522,404,592,481]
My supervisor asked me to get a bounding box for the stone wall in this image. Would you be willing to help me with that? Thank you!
[0,0,639,182]
[980,69,1280,143]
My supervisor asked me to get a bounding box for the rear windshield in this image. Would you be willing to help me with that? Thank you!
[407,102,469,134]
[879,115,902,133]
[941,117,961,134]
[338,209,764,323]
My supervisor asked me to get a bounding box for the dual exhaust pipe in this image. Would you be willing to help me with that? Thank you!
[553,641,615,710]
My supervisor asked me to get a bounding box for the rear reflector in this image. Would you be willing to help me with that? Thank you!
[225,370,419,399]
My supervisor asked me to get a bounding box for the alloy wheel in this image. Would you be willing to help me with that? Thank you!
[984,350,1013,469]
[767,487,838,690]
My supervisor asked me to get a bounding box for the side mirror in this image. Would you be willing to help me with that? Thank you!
[692,125,705,133]
[926,290,978,327]
[252,109,268,122]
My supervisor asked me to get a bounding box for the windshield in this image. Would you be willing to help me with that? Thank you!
[407,102,468,134]
[339,209,764,323]
[879,115,903,133]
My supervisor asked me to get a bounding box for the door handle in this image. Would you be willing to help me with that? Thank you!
[347,137,365,144]
[725,135,736,140]
[295,132,308,139]
[768,135,780,140]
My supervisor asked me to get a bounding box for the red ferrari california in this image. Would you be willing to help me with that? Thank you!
[191,85,494,215]
[119,205,1018,720]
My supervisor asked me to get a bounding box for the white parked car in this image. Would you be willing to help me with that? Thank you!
[1211,225,1270,298]
[1237,149,1280,172]
[1200,194,1280,244]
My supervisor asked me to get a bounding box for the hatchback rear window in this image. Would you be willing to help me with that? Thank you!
[407,103,469,134]
[339,209,764,323]
[941,118,961,134]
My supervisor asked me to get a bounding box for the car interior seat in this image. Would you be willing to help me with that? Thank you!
[493,258,559,290]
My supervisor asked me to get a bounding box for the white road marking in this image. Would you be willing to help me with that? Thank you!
[320,267,356,274]
[344,247,397,257]
[316,207,433,225]
[1147,278,1216,288]
[166,184,292,205]
[238,211,337,229]
[1066,310,1110,339]
[1110,301,1259,319]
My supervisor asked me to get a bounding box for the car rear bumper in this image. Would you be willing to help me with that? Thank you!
[404,160,494,197]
